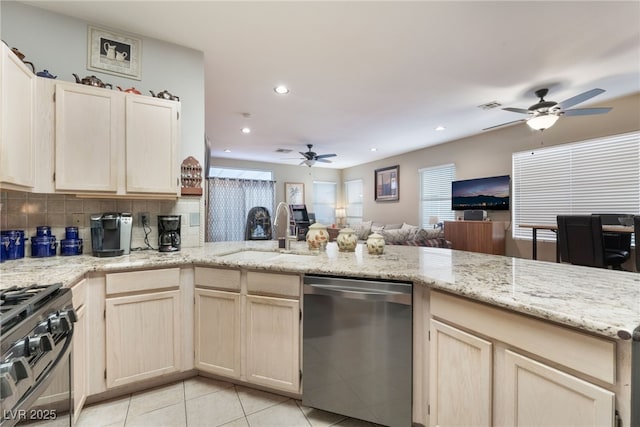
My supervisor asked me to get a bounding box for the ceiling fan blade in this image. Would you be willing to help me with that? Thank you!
[315,153,336,159]
[558,88,605,110]
[316,158,333,163]
[562,107,612,116]
[482,119,526,131]
[502,107,530,115]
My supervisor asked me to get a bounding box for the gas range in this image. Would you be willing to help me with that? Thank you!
[0,283,76,426]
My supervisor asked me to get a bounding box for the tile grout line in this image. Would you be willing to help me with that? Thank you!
[183,379,188,427]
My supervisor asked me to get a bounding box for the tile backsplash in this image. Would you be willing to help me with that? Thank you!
[0,191,204,256]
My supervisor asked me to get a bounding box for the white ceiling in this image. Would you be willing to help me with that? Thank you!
[23,1,640,169]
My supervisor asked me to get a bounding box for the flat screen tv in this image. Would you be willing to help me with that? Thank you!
[451,175,510,211]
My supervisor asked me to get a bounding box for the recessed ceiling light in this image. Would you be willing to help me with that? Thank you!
[241,127,251,134]
[435,126,446,131]
[274,85,290,95]
[370,148,377,152]
[224,149,231,153]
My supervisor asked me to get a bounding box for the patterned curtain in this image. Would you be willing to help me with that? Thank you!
[206,177,276,242]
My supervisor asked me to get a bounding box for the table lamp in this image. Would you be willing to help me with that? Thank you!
[335,208,346,227]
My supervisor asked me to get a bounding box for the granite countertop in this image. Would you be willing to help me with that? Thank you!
[2,241,639,341]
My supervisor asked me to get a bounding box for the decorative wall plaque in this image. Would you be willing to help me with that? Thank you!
[180,156,203,196]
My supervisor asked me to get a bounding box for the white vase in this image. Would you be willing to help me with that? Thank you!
[305,223,328,250]
[336,228,358,252]
[366,232,385,255]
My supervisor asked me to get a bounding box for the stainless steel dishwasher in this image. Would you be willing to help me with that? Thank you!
[303,275,412,427]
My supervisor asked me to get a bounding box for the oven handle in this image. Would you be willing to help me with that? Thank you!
[0,329,73,427]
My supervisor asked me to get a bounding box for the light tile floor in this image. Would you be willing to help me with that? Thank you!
[76,377,385,427]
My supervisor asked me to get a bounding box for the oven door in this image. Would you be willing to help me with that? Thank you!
[3,332,74,427]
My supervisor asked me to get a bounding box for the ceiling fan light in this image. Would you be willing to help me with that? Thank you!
[527,114,559,130]
[303,159,316,167]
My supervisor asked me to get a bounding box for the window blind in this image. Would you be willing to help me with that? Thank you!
[313,181,337,225]
[419,164,456,229]
[344,179,363,224]
[512,131,640,241]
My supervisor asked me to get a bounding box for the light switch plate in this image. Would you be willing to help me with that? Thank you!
[189,212,200,227]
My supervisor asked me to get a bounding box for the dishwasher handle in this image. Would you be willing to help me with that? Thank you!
[304,283,411,305]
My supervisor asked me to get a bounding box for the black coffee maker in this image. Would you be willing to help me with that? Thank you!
[158,215,181,252]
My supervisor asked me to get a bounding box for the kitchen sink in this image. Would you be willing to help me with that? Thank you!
[217,249,317,262]
[217,250,283,261]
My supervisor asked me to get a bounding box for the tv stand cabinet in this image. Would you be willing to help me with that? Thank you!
[444,220,506,255]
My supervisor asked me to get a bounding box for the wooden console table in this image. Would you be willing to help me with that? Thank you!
[444,220,506,255]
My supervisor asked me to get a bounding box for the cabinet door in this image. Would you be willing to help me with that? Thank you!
[73,303,87,422]
[500,350,614,427]
[105,290,182,388]
[429,319,492,427]
[194,288,241,378]
[125,96,179,195]
[245,295,300,393]
[0,44,35,189]
[55,83,120,192]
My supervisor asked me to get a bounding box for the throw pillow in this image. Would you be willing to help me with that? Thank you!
[401,223,420,240]
[415,228,445,240]
[370,222,386,234]
[381,228,414,244]
[384,223,403,230]
[351,221,372,240]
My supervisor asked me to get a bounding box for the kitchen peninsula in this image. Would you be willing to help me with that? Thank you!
[1,242,638,426]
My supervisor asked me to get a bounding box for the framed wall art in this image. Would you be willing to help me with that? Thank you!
[374,165,399,201]
[285,182,304,205]
[87,25,142,80]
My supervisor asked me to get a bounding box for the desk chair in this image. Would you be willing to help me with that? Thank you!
[593,213,632,254]
[635,216,640,272]
[557,215,630,270]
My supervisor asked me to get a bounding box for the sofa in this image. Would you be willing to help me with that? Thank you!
[350,221,452,248]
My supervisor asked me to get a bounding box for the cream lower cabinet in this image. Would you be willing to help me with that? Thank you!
[194,288,241,378]
[245,294,300,392]
[194,267,301,394]
[500,350,614,426]
[429,319,492,426]
[429,291,616,427]
[0,43,36,190]
[71,279,88,422]
[105,269,182,389]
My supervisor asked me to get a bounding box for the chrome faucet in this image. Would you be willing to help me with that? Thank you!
[274,202,295,249]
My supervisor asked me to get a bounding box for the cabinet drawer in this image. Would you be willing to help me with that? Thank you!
[247,271,300,299]
[194,267,241,291]
[106,268,180,295]
[431,291,616,384]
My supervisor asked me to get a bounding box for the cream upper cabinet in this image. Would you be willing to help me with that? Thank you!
[429,291,617,427]
[125,96,179,195]
[105,269,182,389]
[0,44,36,190]
[55,83,120,192]
[52,82,179,197]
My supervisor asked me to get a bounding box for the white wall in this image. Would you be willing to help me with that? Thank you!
[1,1,205,166]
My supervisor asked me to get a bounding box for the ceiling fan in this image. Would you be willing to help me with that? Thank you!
[298,144,337,167]
[484,88,612,131]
